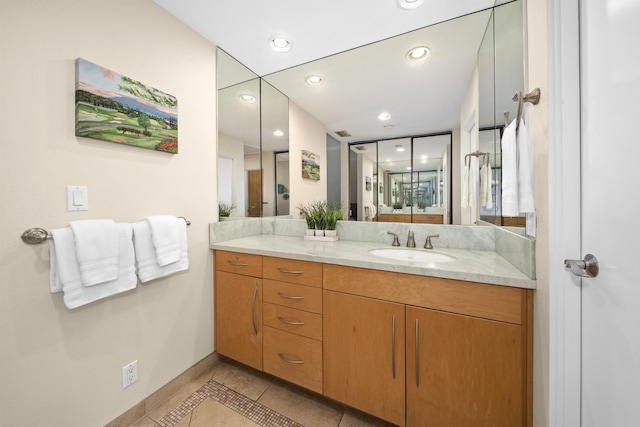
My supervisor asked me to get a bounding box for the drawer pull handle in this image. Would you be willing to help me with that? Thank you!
[278,316,304,326]
[391,314,396,379]
[277,292,304,300]
[228,261,249,267]
[415,319,420,387]
[251,283,258,335]
[277,268,304,275]
[278,353,304,364]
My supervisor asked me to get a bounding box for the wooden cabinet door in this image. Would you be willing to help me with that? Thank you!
[406,306,524,427]
[323,291,406,427]
[215,271,262,370]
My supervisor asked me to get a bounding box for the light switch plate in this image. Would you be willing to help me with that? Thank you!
[67,185,88,211]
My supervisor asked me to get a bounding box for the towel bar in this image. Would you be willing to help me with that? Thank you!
[20,217,191,245]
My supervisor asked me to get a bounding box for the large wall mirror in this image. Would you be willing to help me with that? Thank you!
[217,49,289,219]
[217,0,524,228]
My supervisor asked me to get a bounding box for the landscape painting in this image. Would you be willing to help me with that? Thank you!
[75,58,178,153]
[301,149,320,180]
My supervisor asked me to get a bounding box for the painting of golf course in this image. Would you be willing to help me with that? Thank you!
[302,149,320,180]
[75,58,178,153]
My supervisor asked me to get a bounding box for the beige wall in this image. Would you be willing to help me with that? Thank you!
[526,0,550,425]
[288,101,327,214]
[0,1,217,425]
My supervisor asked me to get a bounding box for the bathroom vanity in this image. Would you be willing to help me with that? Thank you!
[212,232,533,427]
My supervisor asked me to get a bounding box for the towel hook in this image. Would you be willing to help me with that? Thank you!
[512,88,541,132]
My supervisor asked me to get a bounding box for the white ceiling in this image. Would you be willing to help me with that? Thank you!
[154,0,502,77]
[154,0,522,147]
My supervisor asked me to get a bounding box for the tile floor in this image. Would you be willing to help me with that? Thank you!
[129,357,396,427]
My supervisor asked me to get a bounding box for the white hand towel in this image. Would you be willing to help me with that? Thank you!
[480,162,493,209]
[461,161,470,209]
[50,224,137,309]
[461,159,476,209]
[516,120,535,213]
[501,119,519,216]
[145,216,182,266]
[133,220,189,283]
[69,219,119,287]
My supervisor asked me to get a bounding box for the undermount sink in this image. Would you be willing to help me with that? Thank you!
[369,248,457,263]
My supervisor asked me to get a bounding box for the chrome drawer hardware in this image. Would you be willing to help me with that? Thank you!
[278,316,304,326]
[277,292,304,300]
[415,319,420,387]
[564,254,599,278]
[228,261,249,267]
[251,283,259,335]
[278,353,304,364]
[391,314,396,379]
[277,268,304,275]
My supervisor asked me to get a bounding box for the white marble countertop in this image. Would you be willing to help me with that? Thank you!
[210,235,536,289]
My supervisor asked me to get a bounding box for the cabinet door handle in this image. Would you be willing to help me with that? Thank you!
[277,268,304,275]
[251,283,258,335]
[391,314,396,380]
[278,316,305,326]
[415,319,420,387]
[278,353,304,364]
[228,261,249,267]
[277,292,304,300]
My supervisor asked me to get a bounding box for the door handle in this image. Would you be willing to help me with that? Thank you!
[564,254,599,278]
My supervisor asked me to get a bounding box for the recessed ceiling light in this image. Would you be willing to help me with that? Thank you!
[273,130,284,137]
[406,46,430,62]
[305,75,324,86]
[397,0,426,10]
[270,36,291,53]
[378,112,391,121]
[420,155,427,159]
[395,145,405,152]
[406,166,412,170]
[239,94,256,103]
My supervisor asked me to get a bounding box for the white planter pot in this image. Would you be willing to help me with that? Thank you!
[315,229,325,237]
[305,229,315,236]
[325,230,337,237]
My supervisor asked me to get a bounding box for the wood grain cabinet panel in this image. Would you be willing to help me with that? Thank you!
[323,290,406,427]
[263,302,322,341]
[263,279,322,314]
[263,326,323,394]
[406,306,525,427]
[214,270,262,371]
[263,256,323,287]
[215,250,263,277]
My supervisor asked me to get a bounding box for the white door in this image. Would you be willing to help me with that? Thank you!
[578,1,640,425]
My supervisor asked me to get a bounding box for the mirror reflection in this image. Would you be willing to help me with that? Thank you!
[217,0,525,228]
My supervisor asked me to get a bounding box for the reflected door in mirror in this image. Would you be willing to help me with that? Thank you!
[248,169,262,217]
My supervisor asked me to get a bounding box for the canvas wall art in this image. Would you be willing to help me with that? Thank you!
[301,150,320,180]
[75,58,178,153]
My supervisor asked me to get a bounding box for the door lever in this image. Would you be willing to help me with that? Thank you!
[564,254,599,278]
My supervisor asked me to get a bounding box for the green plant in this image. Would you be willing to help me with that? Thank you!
[325,203,344,230]
[218,202,236,217]
[297,201,317,229]
[393,202,403,210]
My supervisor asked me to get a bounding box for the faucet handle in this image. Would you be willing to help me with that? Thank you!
[424,234,440,249]
[407,230,416,248]
[387,231,400,247]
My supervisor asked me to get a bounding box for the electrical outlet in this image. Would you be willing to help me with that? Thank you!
[122,360,138,389]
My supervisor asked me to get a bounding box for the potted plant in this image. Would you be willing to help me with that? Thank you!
[311,200,327,236]
[325,204,343,237]
[392,202,403,212]
[297,202,316,236]
[218,202,236,218]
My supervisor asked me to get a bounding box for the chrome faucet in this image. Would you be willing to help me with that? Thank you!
[424,234,439,249]
[406,230,416,248]
[387,231,400,246]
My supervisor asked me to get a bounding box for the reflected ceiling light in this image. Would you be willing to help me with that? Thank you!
[273,130,284,137]
[383,124,394,129]
[420,154,428,159]
[397,0,426,10]
[378,112,391,121]
[270,36,292,52]
[395,145,405,152]
[305,75,324,86]
[406,46,430,62]
[239,94,256,103]
[406,166,412,170]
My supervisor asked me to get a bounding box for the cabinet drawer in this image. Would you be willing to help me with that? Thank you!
[263,327,323,394]
[263,279,322,314]
[215,251,263,277]
[263,256,322,287]
[263,303,322,341]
